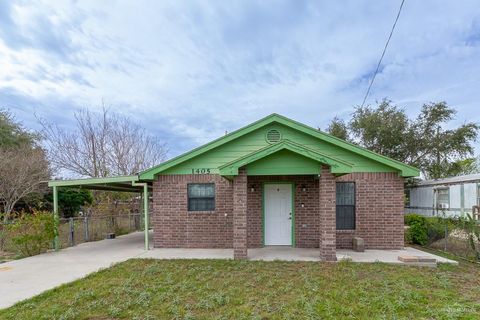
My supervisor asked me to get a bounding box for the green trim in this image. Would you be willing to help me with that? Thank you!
[262,184,265,246]
[291,183,295,247]
[47,175,148,193]
[53,185,59,251]
[139,113,419,179]
[132,182,150,250]
[48,175,139,187]
[262,182,295,247]
[219,140,353,176]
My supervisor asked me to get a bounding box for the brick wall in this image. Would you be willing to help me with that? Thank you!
[152,171,404,250]
[152,174,233,248]
[336,172,405,249]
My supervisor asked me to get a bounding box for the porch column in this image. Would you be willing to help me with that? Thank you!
[319,166,337,261]
[233,167,248,259]
[53,186,60,251]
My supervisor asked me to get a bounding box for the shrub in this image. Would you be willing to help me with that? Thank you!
[404,213,428,245]
[457,215,480,261]
[5,211,55,257]
[425,216,456,244]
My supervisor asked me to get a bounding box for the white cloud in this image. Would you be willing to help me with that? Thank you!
[1,0,480,157]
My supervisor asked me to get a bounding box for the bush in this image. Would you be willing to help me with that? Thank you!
[5,211,55,257]
[425,216,455,244]
[404,214,428,245]
[457,215,480,261]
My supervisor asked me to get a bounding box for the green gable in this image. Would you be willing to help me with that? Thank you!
[140,114,419,179]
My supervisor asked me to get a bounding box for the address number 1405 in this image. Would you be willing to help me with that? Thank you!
[191,168,211,174]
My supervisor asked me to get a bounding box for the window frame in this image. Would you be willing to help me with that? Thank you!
[477,183,480,206]
[435,187,450,207]
[335,182,356,230]
[187,183,216,212]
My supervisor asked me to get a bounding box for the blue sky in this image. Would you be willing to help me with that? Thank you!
[1,0,480,158]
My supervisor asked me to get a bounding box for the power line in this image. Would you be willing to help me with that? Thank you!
[360,0,406,108]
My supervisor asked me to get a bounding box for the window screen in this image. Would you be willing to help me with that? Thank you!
[436,188,449,206]
[188,183,215,211]
[336,182,355,230]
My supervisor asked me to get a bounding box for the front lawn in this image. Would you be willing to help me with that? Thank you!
[1,259,479,319]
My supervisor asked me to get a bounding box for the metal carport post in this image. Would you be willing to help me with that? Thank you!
[132,181,149,250]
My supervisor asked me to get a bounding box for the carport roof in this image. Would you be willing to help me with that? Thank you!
[48,175,151,193]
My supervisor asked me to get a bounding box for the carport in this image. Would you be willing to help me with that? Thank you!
[48,175,152,250]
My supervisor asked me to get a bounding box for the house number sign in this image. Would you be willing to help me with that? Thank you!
[191,168,211,174]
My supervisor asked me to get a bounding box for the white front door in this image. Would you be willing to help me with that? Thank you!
[264,184,293,245]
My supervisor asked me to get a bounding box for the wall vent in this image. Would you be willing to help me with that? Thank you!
[266,129,281,143]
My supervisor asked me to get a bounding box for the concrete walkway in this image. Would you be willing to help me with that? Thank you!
[0,232,149,309]
[0,231,457,309]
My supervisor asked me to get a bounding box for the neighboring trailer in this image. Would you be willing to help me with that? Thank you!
[406,173,480,217]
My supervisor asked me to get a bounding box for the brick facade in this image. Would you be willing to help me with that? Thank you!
[152,174,233,248]
[152,170,405,253]
[336,172,405,249]
[319,167,337,261]
[233,168,248,259]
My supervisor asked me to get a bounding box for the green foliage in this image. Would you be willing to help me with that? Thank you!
[45,189,93,218]
[405,214,460,247]
[350,100,410,161]
[5,211,55,257]
[457,215,480,261]
[0,109,37,148]
[325,116,350,141]
[326,100,480,179]
[425,216,455,244]
[404,214,428,245]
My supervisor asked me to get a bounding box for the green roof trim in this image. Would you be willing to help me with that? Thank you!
[219,140,353,176]
[48,175,148,193]
[139,113,420,179]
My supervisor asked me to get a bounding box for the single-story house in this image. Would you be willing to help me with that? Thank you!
[406,173,480,218]
[49,114,419,261]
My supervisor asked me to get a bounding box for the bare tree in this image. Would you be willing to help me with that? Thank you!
[39,107,167,177]
[0,145,50,222]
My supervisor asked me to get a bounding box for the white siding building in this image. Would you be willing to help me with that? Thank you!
[406,174,480,217]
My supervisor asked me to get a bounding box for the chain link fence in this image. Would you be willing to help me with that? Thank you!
[57,214,147,249]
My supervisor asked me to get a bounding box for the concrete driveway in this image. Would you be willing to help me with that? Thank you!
[0,231,150,309]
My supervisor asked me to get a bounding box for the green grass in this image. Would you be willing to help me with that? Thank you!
[1,259,479,320]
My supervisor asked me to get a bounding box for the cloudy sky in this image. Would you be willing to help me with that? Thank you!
[1,0,480,158]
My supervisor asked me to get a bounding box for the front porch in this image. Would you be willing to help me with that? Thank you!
[232,166,341,261]
[142,243,457,265]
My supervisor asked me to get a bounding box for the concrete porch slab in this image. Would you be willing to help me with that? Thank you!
[336,247,458,265]
[248,246,320,261]
[142,248,233,260]
[144,246,457,265]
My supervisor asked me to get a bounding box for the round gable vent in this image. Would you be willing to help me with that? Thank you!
[266,129,281,144]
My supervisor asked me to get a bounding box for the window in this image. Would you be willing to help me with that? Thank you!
[436,188,449,207]
[477,184,480,206]
[188,183,215,211]
[336,182,355,230]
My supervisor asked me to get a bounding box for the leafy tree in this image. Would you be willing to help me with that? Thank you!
[326,117,350,141]
[0,109,37,147]
[44,189,93,218]
[325,100,479,179]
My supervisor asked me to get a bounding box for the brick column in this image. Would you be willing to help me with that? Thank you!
[233,167,248,259]
[319,166,337,261]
